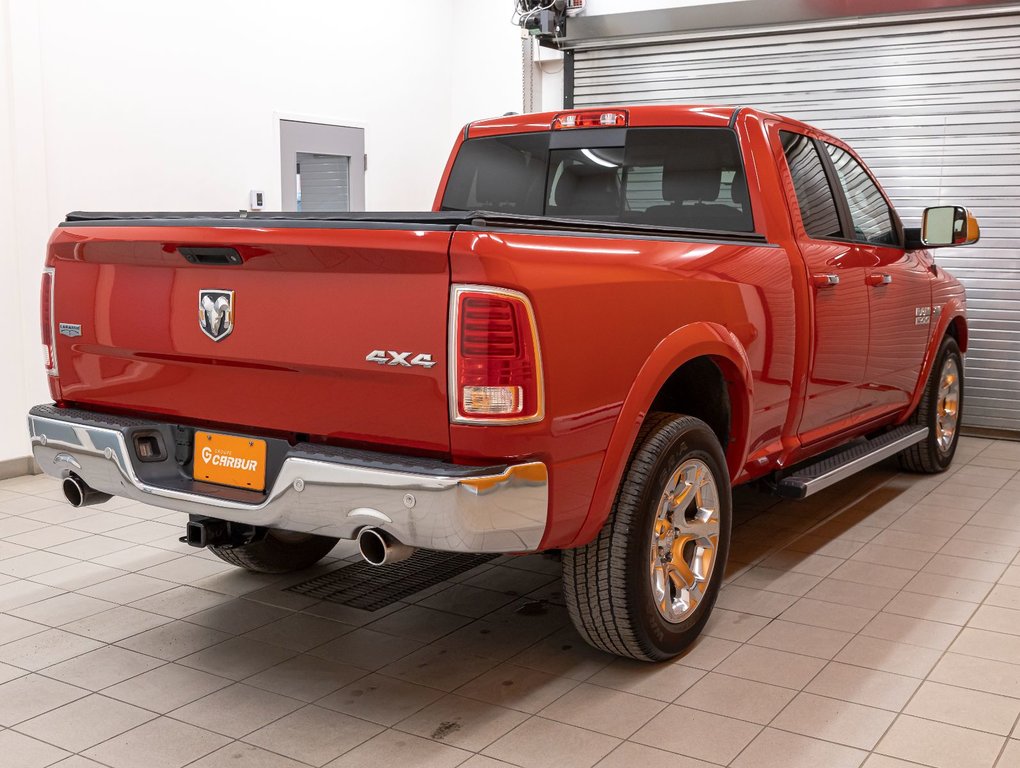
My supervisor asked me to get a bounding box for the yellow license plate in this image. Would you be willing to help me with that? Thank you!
[194,431,267,491]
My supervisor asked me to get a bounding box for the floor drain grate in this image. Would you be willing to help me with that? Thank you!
[286,550,499,611]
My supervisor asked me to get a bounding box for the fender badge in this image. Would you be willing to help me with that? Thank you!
[59,323,82,337]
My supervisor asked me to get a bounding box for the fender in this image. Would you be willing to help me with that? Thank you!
[563,322,754,549]
[896,298,968,425]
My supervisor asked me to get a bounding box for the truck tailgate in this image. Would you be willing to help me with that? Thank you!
[48,221,454,453]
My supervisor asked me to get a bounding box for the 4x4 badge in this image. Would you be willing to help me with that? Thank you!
[199,290,234,342]
[365,350,436,368]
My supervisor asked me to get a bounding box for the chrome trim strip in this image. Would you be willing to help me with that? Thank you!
[28,411,550,553]
[43,267,58,377]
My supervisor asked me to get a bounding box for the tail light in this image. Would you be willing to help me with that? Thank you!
[41,268,58,376]
[450,285,544,424]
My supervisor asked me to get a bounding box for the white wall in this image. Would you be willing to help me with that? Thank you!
[450,0,527,131]
[0,0,31,467]
[0,0,523,463]
[36,1,523,215]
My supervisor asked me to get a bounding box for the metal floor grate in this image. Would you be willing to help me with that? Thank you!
[286,550,499,611]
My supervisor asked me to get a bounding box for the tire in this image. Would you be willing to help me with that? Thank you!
[562,413,732,662]
[898,335,964,474]
[209,530,339,574]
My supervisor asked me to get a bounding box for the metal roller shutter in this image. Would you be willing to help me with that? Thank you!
[571,6,1020,432]
[296,152,351,212]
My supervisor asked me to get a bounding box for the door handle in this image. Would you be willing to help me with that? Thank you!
[867,273,893,287]
[812,273,840,288]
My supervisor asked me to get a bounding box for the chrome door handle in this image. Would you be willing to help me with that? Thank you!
[867,273,893,286]
[812,273,840,287]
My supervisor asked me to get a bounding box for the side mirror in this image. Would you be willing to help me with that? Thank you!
[921,205,980,247]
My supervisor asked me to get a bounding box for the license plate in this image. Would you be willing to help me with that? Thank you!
[193,431,267,491]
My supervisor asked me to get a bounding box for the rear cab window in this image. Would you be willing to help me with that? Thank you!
[442,127,755,233]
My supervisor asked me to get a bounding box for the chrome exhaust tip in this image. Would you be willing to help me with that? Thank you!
[356,527,416,566]
[62,475,112,508]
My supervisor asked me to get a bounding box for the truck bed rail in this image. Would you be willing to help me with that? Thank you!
[62,210,770,244]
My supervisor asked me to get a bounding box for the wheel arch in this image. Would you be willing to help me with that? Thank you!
[897,301,967,426]
[561,322,752,550]
[946,313,968,353]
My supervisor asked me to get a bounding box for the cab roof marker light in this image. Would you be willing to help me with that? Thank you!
[552,110,629,130]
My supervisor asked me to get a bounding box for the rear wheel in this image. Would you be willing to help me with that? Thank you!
[562,413,732,661]
[209,530,339,574]
[899,335,963,474]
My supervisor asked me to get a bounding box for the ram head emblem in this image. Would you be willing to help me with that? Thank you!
[198,290,234,342]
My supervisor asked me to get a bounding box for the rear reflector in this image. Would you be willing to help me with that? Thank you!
[450,285,544,424]
[41,269,57,376]
[552,110,628,130]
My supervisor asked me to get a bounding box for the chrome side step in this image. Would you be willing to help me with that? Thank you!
[776,425,929,500]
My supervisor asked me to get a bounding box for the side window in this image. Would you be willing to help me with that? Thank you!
[780,131,842,239]
[824,144,898,246]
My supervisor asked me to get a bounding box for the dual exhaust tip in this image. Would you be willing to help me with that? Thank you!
[62,475,112,508]
[356,527,415,566]
[62,476,414,568]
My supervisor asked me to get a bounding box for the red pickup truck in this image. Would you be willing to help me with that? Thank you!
[29,105,978,661]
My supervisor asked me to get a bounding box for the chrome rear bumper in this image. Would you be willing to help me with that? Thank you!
[28,405,549,552]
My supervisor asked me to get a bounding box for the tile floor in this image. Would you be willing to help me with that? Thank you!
[1,436,1019,767]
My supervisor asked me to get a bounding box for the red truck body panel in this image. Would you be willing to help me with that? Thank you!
[44,105,968,552]
[447,228,784,547]
[47,226,454,454]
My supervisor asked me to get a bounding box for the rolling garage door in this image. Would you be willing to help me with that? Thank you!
[570,5,1020,433]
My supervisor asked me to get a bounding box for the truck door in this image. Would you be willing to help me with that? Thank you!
[774,127,872,445]
[820,141,933,417]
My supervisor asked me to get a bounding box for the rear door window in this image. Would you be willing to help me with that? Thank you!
[780,131,843,240]
[824,144,899,246]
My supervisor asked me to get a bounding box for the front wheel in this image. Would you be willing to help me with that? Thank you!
[899,335,963,474]
[209,530,339,574]
[562,413,732,661]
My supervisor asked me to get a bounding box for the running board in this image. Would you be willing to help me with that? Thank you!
[776,425,929,499]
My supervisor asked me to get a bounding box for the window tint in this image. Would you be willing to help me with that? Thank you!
[545,146,625,219]
[442,128,754,233]
[442,133,549,216]
[824,144,898,246]
[780,131,842,239]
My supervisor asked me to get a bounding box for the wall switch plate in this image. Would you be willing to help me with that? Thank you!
[249,189,265,210]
